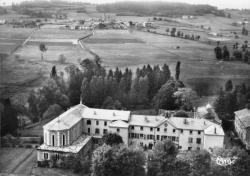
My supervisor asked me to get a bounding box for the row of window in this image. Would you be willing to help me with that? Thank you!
[129,133,179,142]
[130,125,201,135]
[50,134,66,147]
[188,137,201,144]
[88,128,108,135]
[87,120,107,126]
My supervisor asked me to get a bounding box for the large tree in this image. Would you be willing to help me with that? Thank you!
[148,140,190,176]
[42,104,64,119]
[225,80,233,92]
[102,133,123,146]
[92,144,146,176]
[152,80,176,110]
[190,150,211,176]
[0,98,18,136]
[175,61,181,80]
[39,43,47,60]
[211,147,250,176]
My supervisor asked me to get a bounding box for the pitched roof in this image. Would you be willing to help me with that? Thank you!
[169,117,214,131]
[129,115,165,127]
[204,124,224,136]
[235,109,250,127]
[109,120,129,128]
[43,104,87,131]
[168,117,224,136]
[82,108,130,121]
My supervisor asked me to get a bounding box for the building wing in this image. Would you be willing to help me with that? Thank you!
[43,104,87,131]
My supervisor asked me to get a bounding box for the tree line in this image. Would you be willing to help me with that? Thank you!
[26,58,194,122]
[214,80,250,130]
[165,27,201,41]
[97,2,225,17]
[214,41,250,62]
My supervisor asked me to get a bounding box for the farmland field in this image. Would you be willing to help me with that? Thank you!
[1,11,250,99]
[0,26,33,54]
[0,27,92,98]
[85,29,250,92]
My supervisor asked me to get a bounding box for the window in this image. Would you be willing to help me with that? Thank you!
[96,121,99,125]
[196,138,201,144]
[131,126,134,130]
[44,153,48,160]
[190,130,193,134]
[117,128,120,133]
[157,128,160,132]
[188,147,192,151]
[104,121,107,126]
[140,142,143,146]
[178,146,182,149]
[172,136,176,141]
[188,137,193,143]
[173,129,176,133]
[140,126,143,131]
[87,120,91,125]
[62,134,65,146]
[180,129,183,133]
[164,128,167,132]
[150,127,153,132]
[88,128,90,133]
[157,135,160,140]
[103,129,107,134]
[198,131,201,135]
[197,147,200,150]
[95,128,100,134]
[176,137,179,142]
[55,153,59,160]
[140,134,144,138]
[52,134,55,146]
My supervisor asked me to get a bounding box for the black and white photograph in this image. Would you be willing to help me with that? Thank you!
[0,0,250,175]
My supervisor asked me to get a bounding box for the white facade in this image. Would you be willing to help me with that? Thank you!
[38,104,225,161]
[234,108,250,149]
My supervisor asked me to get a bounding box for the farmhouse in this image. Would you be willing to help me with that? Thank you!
[37,103,224,161]
[143,22,153,28]
[234,108,250,150]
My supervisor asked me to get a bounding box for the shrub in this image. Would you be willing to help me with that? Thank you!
[25,144,32,148]
[37,160,49,167]
[73,159,82,173]
[61,155,75,169]
[82,160,91,174]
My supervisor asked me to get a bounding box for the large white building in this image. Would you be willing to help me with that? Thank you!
[37,103,224,161]
[234,108,250,150]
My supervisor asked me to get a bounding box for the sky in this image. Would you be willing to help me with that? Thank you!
[0,0,249,9]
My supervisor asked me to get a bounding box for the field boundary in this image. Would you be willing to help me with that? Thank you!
[78,31,101,58]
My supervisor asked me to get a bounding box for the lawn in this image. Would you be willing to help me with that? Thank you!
[0,148,35,174]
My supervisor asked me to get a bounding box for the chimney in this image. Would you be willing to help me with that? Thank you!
[214,127,217,134]
[183,118,188,124]
[80,96,83,104]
